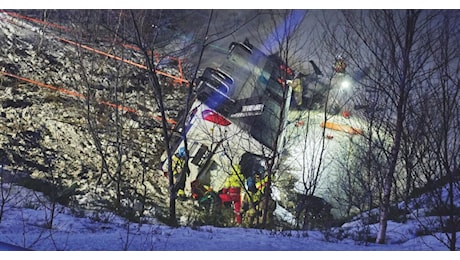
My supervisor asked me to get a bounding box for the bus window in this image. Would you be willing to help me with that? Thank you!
[197,40,292,151]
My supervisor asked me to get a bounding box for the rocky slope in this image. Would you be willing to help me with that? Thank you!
[1,10,315,229]
[0,10,197,223]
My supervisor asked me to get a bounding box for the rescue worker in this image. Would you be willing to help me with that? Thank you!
[287,75,302,109]
[333,55,346,73]
[218,164,244,225]
[242,172,272,227]
[191,179,221,212]
[172,147,188,200]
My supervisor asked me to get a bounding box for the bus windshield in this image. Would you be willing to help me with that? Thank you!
[197,41,292,151]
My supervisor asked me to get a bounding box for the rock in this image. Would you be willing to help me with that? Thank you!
[0,10,190,220]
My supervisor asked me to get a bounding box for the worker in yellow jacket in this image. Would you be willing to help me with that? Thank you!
[242,173,271,227]
[172,147,188,199]
[218,164,244,224]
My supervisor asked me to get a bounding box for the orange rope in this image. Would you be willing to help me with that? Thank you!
[1,10,71,31]
[57,37,189,85]
[1,10,188,86]
[0,71,177,125]
[1,71,85,99]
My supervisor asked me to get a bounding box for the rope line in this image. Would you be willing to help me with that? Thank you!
[0,70,177,125]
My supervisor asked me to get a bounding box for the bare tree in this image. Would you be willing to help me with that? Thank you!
[0,150,18,223]
[321,10,454,244]
[126,10,264,225]
[409,10,459,250]
[242,10,315,228]
[55,10,169,223]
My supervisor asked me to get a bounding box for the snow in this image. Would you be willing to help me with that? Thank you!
[0,184,458,255]
[0,9,459,257]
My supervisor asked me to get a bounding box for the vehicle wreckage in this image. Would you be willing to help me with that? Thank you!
[160,39,296,225]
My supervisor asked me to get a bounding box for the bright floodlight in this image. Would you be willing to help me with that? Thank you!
[341,79,351,89]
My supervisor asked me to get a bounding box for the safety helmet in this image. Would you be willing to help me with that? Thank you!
[177,147,186,158]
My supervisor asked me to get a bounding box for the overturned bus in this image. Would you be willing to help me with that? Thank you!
[160,40,295,202]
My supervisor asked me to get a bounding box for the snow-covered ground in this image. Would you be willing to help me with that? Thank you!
[0,183,458,252]
[1,7,459,256]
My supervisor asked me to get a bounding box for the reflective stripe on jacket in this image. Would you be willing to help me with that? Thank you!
[223,164,244,188]
[172,155,185,175]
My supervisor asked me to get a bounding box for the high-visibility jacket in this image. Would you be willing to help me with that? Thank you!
[172,155,185,176]
[222,164,244,188]
[255,175,268,192]
[244,175,268,204]
[220,164,244,224]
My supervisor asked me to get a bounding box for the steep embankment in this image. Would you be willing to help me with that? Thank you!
[0,10,194,221]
